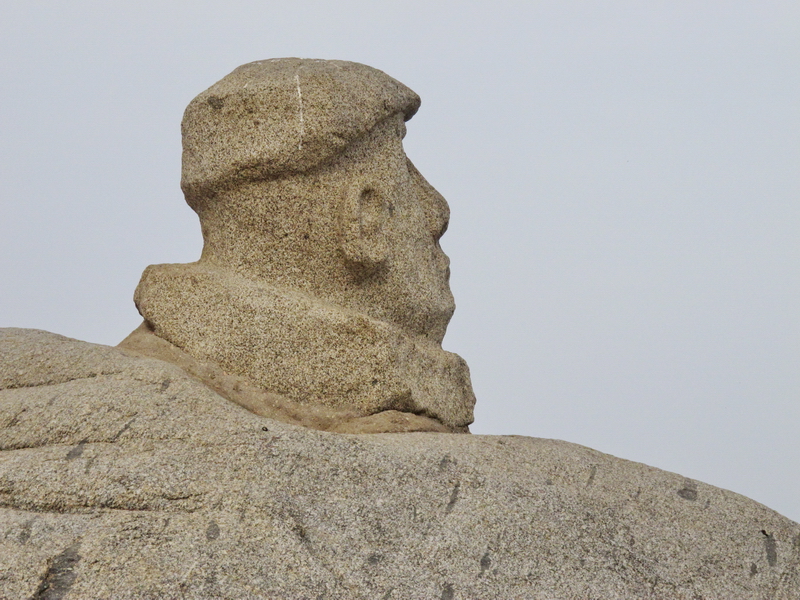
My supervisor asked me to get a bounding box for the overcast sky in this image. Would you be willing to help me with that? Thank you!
[1,1,798,522]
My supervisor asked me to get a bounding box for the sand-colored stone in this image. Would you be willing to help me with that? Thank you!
[125,58,475,432]
[2,329,799,599]
[6,59,798,598]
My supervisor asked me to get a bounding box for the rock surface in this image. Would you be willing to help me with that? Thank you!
[2,328,798,599]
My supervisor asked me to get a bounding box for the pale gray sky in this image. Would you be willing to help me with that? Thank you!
[2,1,798,521]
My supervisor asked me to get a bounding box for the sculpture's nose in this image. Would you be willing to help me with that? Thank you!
[430,187,450,243]
[406,158,450,242]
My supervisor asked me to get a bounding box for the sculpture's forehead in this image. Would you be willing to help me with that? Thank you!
[181,58,420,200]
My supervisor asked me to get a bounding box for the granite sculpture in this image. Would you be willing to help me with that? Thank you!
[120,59,475,434]
[1,60,798,598]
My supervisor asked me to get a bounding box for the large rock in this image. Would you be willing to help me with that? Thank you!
[1,328,798,599]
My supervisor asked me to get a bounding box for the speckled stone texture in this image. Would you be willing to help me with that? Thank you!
[2,329,799,599]
[127,58,475,431]
[132,262,473,430]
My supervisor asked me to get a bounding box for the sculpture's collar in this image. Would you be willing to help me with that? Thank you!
[133,262,475,430]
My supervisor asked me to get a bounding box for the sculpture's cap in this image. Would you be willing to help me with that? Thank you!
[181,58,421,204]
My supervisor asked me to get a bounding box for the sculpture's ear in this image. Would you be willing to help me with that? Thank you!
[339,178,390,279]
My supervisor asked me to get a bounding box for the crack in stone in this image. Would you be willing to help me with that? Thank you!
[1,371,123,391]
[0,497,205,516]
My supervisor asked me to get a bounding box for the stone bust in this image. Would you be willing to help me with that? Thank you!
[119,58,476,434]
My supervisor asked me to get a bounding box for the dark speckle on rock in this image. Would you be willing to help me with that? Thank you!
[110,418,135,442]
[445,482,460,514]
[586,466,597,486]
[206,521,220,541]
[439,454,456,471]
[65,440,86,461]
[762,530,778,566]
[441,583,454,600]
[677,481,698,501]
[32,543,81,600]
[18,518,34,544]
[207,96,224,110]
[479,551,491,575]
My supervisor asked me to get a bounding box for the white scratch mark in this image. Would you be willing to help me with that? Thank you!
[295,72,305,151]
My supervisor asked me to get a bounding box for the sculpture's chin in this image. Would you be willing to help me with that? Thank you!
[392,294,455,344]
[431,301,457,343]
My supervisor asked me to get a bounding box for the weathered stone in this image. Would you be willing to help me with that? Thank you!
[125,58,475,432]
[2,328,798,598]
[4,58,798,598]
